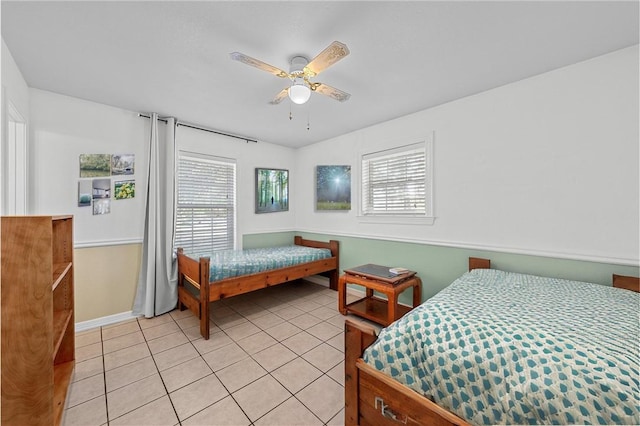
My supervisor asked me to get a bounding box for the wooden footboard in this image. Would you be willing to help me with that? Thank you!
[177,236,340,339]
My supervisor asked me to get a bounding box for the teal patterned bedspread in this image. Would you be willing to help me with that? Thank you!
[186,245,332,282]
[363,268,640,425]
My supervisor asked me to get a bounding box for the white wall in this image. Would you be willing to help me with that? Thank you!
[1,39,30,215]
[29,89,148,246]
[295,46,640,266]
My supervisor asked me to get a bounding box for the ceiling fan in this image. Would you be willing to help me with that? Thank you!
[230,41,351,105]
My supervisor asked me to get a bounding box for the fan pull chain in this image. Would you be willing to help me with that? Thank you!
[289,103,293,121]
[307,110,310,131]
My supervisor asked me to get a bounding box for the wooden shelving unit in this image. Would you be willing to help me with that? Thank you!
[1,215,75,426]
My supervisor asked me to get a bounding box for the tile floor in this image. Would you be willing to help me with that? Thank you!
[63,280,358,426]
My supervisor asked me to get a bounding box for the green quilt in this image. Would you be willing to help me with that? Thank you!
[363,268,639,425]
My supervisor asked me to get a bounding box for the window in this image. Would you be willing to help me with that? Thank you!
[175,152,236,254]
[361,140,433,220]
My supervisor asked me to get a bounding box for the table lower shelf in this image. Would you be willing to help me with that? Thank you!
[344,296,413,326]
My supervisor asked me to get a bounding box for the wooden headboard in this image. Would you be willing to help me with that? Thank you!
[469,257,491,271]
[613,274,640,293]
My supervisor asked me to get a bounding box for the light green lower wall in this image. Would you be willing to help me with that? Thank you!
[244,232,639,303]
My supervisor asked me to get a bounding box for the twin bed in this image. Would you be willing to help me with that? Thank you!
[345,258,639,425]
[176,236,339,340]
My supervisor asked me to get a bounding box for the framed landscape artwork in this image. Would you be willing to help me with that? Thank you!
[255,168,289,213]
[316,165,351,210]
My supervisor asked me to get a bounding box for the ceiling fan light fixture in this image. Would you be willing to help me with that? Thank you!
[288,82,311,104]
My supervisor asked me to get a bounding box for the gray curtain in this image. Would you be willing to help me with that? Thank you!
[133,113,178,317]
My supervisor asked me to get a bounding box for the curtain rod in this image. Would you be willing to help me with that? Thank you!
[138,113,258,144]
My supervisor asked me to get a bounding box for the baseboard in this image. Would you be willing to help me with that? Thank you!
[75,311,140,332]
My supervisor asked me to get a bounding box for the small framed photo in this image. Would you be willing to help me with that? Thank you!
[114,180,135,200]
[255,168,289,213]
[80,154,111,177]
[111,154,135,175]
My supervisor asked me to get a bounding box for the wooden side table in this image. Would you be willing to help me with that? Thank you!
[338,269,422,326]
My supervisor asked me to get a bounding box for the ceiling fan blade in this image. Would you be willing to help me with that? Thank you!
[230,52,288,78]
[312,83,351,102]
[304,41,350,77]
[269,88,289,105]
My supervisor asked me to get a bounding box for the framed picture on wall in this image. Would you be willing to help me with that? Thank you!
[316,165,351,210]
[255,168,289,213]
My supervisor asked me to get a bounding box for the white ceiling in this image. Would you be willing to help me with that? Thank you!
[2,1,638,148]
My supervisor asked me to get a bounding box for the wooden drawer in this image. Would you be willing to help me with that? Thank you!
[357,360,468,426]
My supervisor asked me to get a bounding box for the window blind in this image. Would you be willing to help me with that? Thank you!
[175,153,236,253]
[362,143,427,215]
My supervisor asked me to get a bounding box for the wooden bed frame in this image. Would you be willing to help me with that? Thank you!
[344,257,640,426]
[177,236,339,340]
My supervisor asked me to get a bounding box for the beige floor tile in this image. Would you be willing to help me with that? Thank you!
[102,318,138,329]
[296,375,344,423]
[169,307,195,321]
[231,302,264,317]
[309,306,339,320]
[326,360,345,386]
[104,342,151,371]
[327,407,345,426]
[191,330,233,355]
[201,342,248,372]
[75,342,102,362]
[137,312,175,329]
[302,343,343,372]
[271,357,322,394]
[250,312,284,329]
[102,321,140,340]
[182,395,250,426]
[213,313,247,330]
[66,374,105,408]
[324,313,347,328]
[288,313,322,330]
[105,356,157,392]
[264,321,302,342]
[326,331,345,352]
[72,356,104,382]
[224,321,261,341]
[232,375,290,422]
[282,331,322,355]
[142,321,181,340]
[316,294,338,306]
[182,325,206,341]
[216,358,267,393]
[160,356,213,393]
[290,299,323,312]
[252,343,298,372]
[109,395,178,426]
[174,314,201,330]
[102,330,145,354]
[236,331,277,355]
[61,395,107,426]
[107,373,166,420]
[306,322,342,341]
[75,329,101,348]
[170,374,229,421]
[147,330,189,354]
[209,305,235,319]
[254,396,323,426]
[271,305,305,320]
[153,342,199,371]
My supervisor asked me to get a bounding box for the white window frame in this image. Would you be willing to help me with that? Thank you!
[358,135,434,225]
[175,151,237,254]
